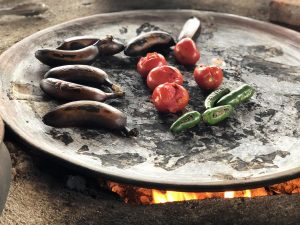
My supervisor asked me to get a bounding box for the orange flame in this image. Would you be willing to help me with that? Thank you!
[152,190,199,203]
[152,189,253,204]
[107,178,300,205]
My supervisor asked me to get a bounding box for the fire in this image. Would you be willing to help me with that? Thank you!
[224,191,235,198]
[152,189,252,204]
[152,190,199,203]
[106,178,300,205]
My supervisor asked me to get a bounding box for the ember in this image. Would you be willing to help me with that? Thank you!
[107,178,300,205]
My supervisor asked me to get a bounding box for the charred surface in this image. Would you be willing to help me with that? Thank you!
[0,11,300,188]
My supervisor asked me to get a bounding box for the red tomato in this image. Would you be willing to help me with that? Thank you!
[147,65,184,90]
[152,83,189,113]
[137,52,167,78]
[174,38,200,66]
[193,65,223,90]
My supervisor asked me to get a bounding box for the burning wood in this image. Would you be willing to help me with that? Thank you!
[106,178,300,205]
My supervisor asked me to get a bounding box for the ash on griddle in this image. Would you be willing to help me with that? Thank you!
[48,129,73,145]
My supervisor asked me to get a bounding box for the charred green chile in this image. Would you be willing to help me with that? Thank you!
[202,105,233,125]
[170,111,201,133]
[216,84,255,107]
[204,87,230,109]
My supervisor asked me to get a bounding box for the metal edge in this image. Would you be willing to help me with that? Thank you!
[0,10,299,191]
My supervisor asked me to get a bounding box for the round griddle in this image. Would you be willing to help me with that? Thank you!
[0,10,299,191]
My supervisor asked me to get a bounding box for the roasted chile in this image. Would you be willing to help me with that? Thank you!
[35,44,99,67]
[43,100,138,136]
[57,36,99,50]
[178,17,201,42]
[97,36,125,56]
[40,78,121,102]
[57,35,125,56]
[124,31,176,57]
[44,65,124,95]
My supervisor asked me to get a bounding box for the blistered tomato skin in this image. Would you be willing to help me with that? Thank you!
[193,65,223,90]
[152,83,189,113]
[137,52,167,78]
[147,65,184,90]
[174,38,200,66]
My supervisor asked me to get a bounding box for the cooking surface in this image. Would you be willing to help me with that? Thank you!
[0,10,299,190]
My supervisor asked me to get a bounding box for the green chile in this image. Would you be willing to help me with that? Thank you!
[202,105,233,125]
[170,111,201,133]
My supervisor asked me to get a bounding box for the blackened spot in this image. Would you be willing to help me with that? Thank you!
[242,55,300,82]
[254,116,263,122]
[136,23,161,35]
[53,53,77,59]
[253,150,290,164]
[243,129,255,136]
[77,105,100,113]
[78,145,89,152]
[230,150,290,171]
[274,121,281,125]
[119,27,128,34]
[246,45,283,57]
[80,130,101,140]
[81,152,146,168]
[295,101,300,119]
[257,109,276,118]
[259,137,269,145]
[48,129,73,145]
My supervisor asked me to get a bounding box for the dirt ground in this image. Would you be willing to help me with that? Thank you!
[0,0,299,224]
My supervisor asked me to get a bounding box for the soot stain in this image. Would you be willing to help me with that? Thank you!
[241,55,300,83]
[119,26,128,34]
[77,105,100,113]
[213,173,237,180]
[136,23,162,35]
[78,145,89,153]
[295,101,300,119]
[32,23,299,175]
[95,56,137,70]
[81,152,146,169]
[230,150,290,171]
[47,129,73,145]
[256,109,277,121]
[246,45,283,57]
[80,130,102,140]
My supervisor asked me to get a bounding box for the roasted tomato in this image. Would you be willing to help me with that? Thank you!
[147,65,184,90]
[152,82,189,113]
[137,52,167,78]
[174,38,200,66]
[193,65,223,90]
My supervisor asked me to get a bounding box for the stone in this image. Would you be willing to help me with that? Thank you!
[270,0,300,26]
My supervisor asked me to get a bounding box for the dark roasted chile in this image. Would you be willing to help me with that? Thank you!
[44,65,124,95]
[40,78,120,102]
[97,36,125,56]
[57,36,99,50]
[42,100,138,136]
[124,31,176,57]
[178,17,201,41]
[57,36,125,56]
[35,44,99,67]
